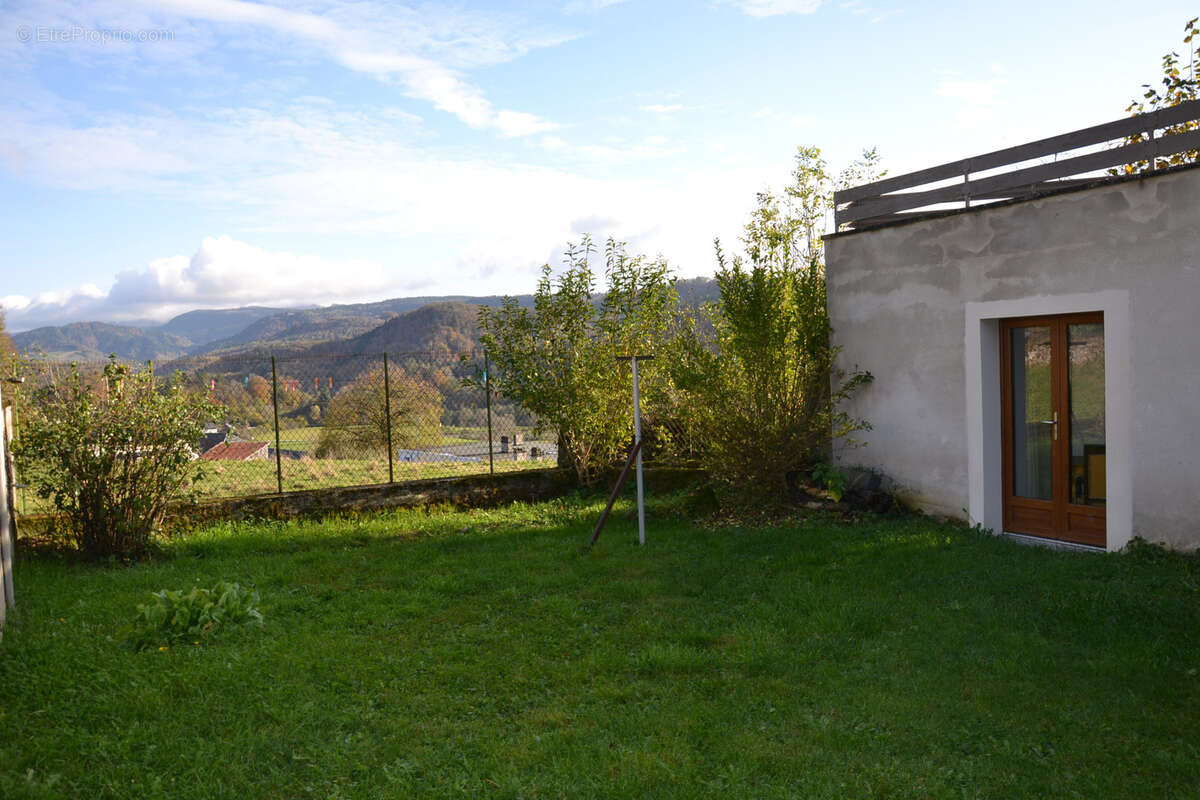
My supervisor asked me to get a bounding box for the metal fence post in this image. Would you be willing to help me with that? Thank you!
[484,352,494,476]
[270,356,283,494]
[8,373,22,515]
[383,352,394,483]
[0,381,15,634]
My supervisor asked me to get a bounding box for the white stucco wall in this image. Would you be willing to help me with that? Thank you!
[825,166,1200,551]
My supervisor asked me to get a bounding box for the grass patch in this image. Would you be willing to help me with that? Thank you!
[199,456,551,498]
[2,496,1198,798]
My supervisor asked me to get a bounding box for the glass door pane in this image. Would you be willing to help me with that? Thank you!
[1010,326,1054,500]
[1068,322,1105,506]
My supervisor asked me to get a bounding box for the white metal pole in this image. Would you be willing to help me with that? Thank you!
[0,383,12,635]
[632,356,645,546]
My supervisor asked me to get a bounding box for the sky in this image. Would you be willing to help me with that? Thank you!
[0,0,1195,331]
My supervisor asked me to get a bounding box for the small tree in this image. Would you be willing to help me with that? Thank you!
[314,367,442,458]
[478,237,680,485]
[1118,16,1198,173]
[14,358,220,560]
[0,308,16,382]
[672,147,876,499]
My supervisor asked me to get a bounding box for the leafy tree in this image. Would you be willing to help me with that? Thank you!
[246,374,271,404]
[13,357,220,560]
[1118,16,1199,173]
[314,367,442,458]
[478,238,680,485]
[0,308,17,393]
[672,147,876,499]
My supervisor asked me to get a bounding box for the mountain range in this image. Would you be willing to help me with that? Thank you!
[11,278,719,367]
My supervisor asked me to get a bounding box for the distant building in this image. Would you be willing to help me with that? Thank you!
[198,423,229,455]
[198,441,270,461]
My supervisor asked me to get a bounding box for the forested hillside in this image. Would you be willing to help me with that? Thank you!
[305,302,480,356]
[13,322,193,362]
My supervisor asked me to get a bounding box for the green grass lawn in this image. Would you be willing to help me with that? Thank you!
[2,496,1198,798]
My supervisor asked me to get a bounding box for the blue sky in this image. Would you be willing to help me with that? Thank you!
[0,0,1195,330]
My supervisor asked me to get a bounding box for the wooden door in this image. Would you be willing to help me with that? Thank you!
[1000,314,1106,547]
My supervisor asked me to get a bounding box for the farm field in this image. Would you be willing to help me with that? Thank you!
[1,494,1198,798]
[234,426,543,455]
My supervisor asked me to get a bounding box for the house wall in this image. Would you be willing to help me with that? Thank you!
[825,166,1200,551]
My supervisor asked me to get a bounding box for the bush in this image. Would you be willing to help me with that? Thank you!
[314,368,442,458]
[478,237,681,485]
[14,357,220,560]
[127,581,263,651]
[672,148,876,500]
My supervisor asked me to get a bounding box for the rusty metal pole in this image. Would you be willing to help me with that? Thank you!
[588,438,643,549]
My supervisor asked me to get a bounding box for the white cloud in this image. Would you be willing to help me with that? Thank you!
[4,236,409,330]
[4,139,780,328]
[1,82,784,324]
[939,78,1003,106]
[640,104,688,114]
[727,0,825,17]
[136,0,559,136]
[938,75,1009,132]
[494,110,559,138]
[536,134,685,165]
[564,0,631,12]
[753,106,815,127]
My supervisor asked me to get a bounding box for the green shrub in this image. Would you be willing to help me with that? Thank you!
[314,369,442,459]
[672,147,876,501]
[811,463,847,502]
[478,237,681,485]
[127,581,263,651]
[14,357,221,560]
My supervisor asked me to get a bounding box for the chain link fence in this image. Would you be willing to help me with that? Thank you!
[181,350,556,498]
[9,351,554,510]
[8,349,702,512]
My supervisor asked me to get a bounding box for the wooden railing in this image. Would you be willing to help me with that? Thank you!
[834,98,1200,230]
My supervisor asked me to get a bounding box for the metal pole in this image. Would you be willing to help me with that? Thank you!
[8,372,23,515]
[484,352,495,476]
[383,352,394,483]
[270,356,283,494]
[632,356,645,546]
[0,382,14,622]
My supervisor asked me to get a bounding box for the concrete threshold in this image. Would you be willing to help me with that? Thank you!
[1002,531,1106,554]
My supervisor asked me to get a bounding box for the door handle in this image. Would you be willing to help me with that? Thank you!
[1038,412,1059,440]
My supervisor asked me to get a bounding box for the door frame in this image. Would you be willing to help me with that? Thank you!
[999,312,1106,546]
[964,291,1132,552]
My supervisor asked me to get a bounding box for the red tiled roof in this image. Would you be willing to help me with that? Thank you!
[198,441,269,461]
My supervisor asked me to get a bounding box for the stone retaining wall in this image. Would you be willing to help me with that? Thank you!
[19,466,708,539]
[178,468,580,528]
